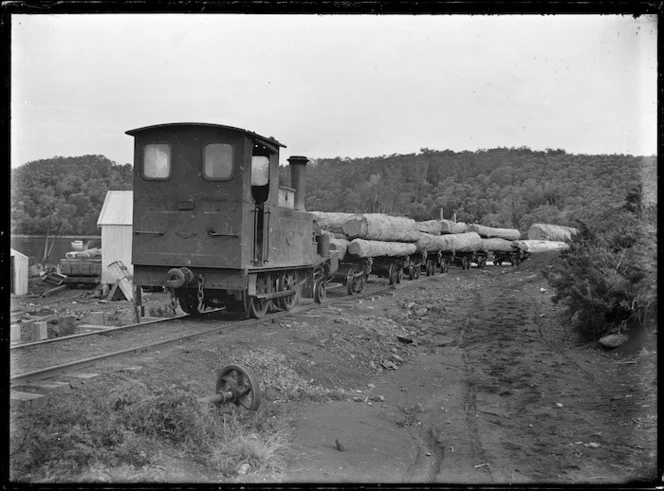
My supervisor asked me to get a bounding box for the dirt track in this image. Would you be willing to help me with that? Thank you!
[279,256,657,484]
[10,255,658,484]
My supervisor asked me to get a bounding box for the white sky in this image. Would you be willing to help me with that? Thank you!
[11,14,658,168]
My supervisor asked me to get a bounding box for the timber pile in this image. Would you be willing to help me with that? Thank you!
[417,220,442,235]
[480,238,515,252]
[527,223,579,242]
[467,224,521,241]
[515,240,569,253]
[311,212,356,235]
[342,214,420,242]
[439,219,468,234]
[348,239,417,258]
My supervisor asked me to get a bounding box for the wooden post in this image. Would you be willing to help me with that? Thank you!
[135,284,143,323]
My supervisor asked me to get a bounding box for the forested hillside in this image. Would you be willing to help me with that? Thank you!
[299,147,654,232]
[11,148,655,237]
[11,155,132,235]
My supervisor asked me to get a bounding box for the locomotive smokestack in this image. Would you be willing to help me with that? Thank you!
[287,155,309,211]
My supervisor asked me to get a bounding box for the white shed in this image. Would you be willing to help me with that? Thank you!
[10,248,29,295]
[97,190,133,286]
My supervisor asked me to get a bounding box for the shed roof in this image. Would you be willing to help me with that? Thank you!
[97,190,133,227]
[10,248,28,260]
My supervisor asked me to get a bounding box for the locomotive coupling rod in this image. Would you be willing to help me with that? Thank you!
[255,277,309,300]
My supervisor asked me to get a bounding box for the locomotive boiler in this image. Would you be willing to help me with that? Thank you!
[127,122,337,318]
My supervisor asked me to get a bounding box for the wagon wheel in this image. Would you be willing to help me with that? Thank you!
[346,274,356,295]
[442,258,450,273]
[388,264,398,285]
[216,364,261,411]
[313,279,327,303]
[356,273,366,293]
[276,272,301,311]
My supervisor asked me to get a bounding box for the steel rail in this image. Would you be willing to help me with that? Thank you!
[10,281,399,387]
[10,314,189,350]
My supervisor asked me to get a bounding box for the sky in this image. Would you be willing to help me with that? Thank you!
[11,14,658,168]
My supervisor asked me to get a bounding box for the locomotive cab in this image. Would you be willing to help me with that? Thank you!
[128,122,334,318]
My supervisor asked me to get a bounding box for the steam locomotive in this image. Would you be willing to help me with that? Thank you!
[127,122,338,318]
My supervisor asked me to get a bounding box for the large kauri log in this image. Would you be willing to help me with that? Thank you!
[310,212,356,235]
[480,238,515,252]
[417,220,442,235]
[328,237,350,261]
[514,240,569,253]
[439,219,468,234]
[527,223,579,242]
[416,231,482,252]
[467,224,521,241]
[348,239,417,258]
[444,232,483,252]
[342,214,420,242]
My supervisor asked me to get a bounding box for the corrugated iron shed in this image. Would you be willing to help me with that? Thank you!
[97,191,133,285]
[97,190,133,226]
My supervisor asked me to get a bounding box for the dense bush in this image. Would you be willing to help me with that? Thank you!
[544,186,657,341]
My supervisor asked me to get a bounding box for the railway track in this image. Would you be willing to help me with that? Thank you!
[10,276,405,391]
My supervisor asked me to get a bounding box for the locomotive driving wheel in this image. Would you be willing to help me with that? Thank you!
[177,290,202,316]
[215,364,261,411]
[244,275,272,319]
[276,272,301,311]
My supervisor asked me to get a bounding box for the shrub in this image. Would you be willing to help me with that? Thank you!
[544,187,657,341]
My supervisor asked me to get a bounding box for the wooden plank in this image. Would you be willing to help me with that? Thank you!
[107,261,134,302]
[42,284,68,297]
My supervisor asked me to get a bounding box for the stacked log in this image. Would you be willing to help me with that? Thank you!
[439,219,468,234]
[417,220,442,235]
[527,223,579,242]
[310,212,355,235]
[415,232,443,252]
[480,238,515,253]
[444,232,483,252]
[515,240,569,253]
[467,224,521,241]
[347,239,417,258]
[416,231,482,253]
[342,214,420,242]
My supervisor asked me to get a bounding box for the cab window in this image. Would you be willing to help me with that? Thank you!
[143,144,171,179]
[204,143,234,180]
[251,156,270,186]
